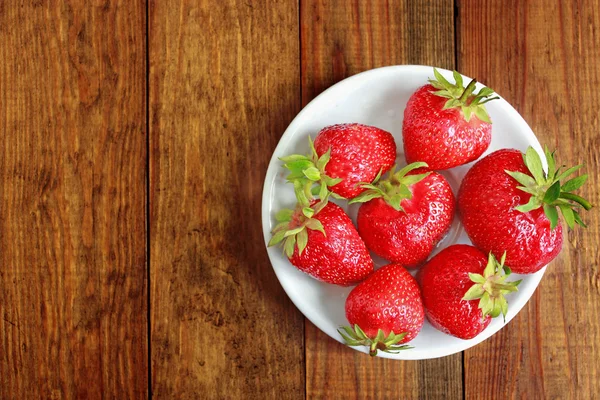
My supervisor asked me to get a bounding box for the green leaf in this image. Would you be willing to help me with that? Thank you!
[562,174,588,192]
[285,159,314,172]
[388,195,403,211]
[398,185,412,199]
[316,148,331,170]
[559,192,593,210]
[462,106,472,122]
[375,329,385,343]
[474,106,491,123]
[524,147,545,183]
[303,166,321,181]
[515,196,542,213]
[453,70,464,87]
[543,204,559,230]
[433,68,452,88]
[479,292,491,316]
[394,162,428,179]
[302,207,314,218]
[305,219,325,235]
[318,181,328,200]
[400,172,431,186]
[555,164,583,182]
[463,284,485,300]
[443,98,460,109]
[323,176,343,186]
[483,253,496,278]
[296,228,308,255]
[275,209,294,222]
[477,87,494,97]
[544,146,556,180]
[279,154,309,163]
[348,189,383,204]
[500,251,507,267]
[468,273,486,284]
[543,181,561,204]
[293,180,310,206]
[500,297,509,321]
[284,226,305,237]
[573,210,587,228]
[516,186,538,195]
[284,236,296,258]
[268,230,287,247]
[559,204,575,229]
[477,96,500,105]
[503,265,512,276]
[354,324,368,341]
[505,170,537,187]
[308,135,317,158]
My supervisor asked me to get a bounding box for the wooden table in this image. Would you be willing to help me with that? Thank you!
[1,1,598,398]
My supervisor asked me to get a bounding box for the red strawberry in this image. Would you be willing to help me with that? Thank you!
[418,245,521,339]
[458,147,591,274]
[351,162,455,267]
[339,263,424,356]
[280,123,396,199]
[402,69,498,170]
[269,199,373,286]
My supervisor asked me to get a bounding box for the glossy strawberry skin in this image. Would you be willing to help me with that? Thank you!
[357,170,455,267]
[289,202,373,286]
[458,149,563,274]
[345,264,424,343]
[417,245,491,339]
[314,123,396,199]
[402,85,491,170]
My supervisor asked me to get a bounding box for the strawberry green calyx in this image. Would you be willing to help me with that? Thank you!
[348,162,431,211]
[429,68,499,123]
[268,196,329,258]
[279,136,344,201]
[338,325,412,356]
[506,146,592,230]
[463,252,522,322]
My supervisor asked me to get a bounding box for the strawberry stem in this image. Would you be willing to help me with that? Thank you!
[459,79,477,103]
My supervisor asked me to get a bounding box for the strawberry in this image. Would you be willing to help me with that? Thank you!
[418,245,521,339]
[350,162,455,267]
[268,198,374,286]
[280,123,396,199]
[339,263,424,356]
[458,147,591,274]
[402,69,498,170]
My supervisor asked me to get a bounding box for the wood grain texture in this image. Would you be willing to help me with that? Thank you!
[149,0,304,398]
[459,0,600,398]
[301,1,462,399]
[0,1,147,399]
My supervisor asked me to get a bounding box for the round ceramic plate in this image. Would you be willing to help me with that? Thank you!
[261,65,545,360]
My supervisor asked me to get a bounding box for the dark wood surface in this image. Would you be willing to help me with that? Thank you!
[149,0,304,398]
[1,1,598,399]
[459,1,600,398]
[0,1,147,399]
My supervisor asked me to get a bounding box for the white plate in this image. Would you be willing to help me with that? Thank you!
[261,65,545,360]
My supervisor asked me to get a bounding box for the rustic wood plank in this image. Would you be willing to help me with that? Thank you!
[0,1,147,399]
[301,1,462,399]
[149,0,304,398]
[459,0,600,398]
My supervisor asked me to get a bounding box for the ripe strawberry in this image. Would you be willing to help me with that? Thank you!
[268,198,373,286]
[402,69,498,170]
[418,245,521,339]
[280,123,396,199]
[458,147,591,274]
[350,162,455,267]
[339,263,424,356]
